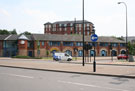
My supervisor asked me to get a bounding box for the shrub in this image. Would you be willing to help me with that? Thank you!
[12,55,42,59]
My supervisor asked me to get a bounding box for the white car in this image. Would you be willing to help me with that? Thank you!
[53,52,72,61]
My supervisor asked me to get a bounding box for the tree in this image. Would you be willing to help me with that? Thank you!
[10,29,17,34]
[117,37,124,41]
[0,29,10,34]
[20,31,31,35]
[127,42,134,55]
[46,50,49,57]
[0,29,18,35]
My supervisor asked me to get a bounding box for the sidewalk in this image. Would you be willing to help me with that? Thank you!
[0,58,135,79]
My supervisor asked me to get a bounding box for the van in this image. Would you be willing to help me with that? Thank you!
[53,52,72,61]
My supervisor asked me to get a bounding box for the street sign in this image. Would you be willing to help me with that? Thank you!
[91,34,98,42]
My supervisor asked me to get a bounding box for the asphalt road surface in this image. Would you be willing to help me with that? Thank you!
[0,66,134,91]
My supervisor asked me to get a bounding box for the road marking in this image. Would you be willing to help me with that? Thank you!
[58,80,129,91]
[0,73,34,79]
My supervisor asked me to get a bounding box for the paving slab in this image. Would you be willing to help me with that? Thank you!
[0,58,135,79]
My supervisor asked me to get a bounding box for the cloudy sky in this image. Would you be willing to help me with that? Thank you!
[0,0,134,37]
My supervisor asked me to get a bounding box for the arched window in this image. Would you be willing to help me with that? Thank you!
[65,50,72,56]
[111,50,117,56]
[78,50,83,57]
[101,50,107,56]
[121,50,126,54]
[90,50,96,56]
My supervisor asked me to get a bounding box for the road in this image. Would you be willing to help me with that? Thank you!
[0,67,134,91]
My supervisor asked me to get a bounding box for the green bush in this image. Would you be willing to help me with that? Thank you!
[12,55,41,59]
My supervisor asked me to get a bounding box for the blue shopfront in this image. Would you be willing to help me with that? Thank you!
[3,41,18,57]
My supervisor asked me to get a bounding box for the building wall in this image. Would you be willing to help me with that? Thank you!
[0,40,3,57]
[18,40,28,56]
[44,23,93,36]
[0,39,126,57]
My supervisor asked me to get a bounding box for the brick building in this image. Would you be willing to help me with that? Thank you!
[0,34,126,57]
[44,20,95,35]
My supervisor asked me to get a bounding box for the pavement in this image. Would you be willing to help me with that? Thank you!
[0,57,135,79]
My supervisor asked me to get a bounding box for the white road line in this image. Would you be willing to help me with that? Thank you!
[58,80,129,91]
[0,73,34,79]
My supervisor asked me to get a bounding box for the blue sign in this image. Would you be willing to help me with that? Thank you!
[91,34,98,42]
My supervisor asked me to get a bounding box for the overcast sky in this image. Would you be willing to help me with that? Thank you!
[0,0,134,37]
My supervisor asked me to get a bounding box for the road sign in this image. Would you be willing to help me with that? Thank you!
[91,34,98,42]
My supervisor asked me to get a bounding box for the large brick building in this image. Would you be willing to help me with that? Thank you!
[44,20,95,35]
[0,34,126,57]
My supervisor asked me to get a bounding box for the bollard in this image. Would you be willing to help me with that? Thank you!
[93,61,96,72]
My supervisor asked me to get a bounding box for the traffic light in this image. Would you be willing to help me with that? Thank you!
[88,44,92,50]
[109,45,112,50]
[84,44,88,50]
[84,44,92,50]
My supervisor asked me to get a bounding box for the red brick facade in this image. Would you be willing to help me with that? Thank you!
[44,20,94,36]
[0,34,126,57]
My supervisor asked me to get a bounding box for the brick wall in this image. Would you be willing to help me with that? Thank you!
[18,40,28,56]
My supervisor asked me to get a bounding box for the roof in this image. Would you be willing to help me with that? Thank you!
[0,35,10,40]
[32,34,125,43]
[18,34,29,40]
[0,35,33,41]
[44,22,52,25]
[123,36,135,42]
[44,20,93,25]
[0,34,125,43]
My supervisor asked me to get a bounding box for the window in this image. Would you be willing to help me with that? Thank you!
[111,50,117,56]
[78,50,83,57]
[88,42,97,46]
[49,41,60,46]
[59,28,62,31]
[120,43,126,47]
[101,50,107,56]
[71,27,73,31]
[49,25,51,28]
[90,50,96,56]
[70,23,73,27]
[79,24,82,27]
[87,27,90,30]
[87,23,89,27]
[100,42,108,47]
[64,28,67,31]
[63,42,73,46]
[111,43,118,47]
[79,27,81,31]
[41,41,45,46]
[76,42,83,46]
[28,41,34,48]
[59,24,61,27]
[64,24,67,27]
[65,50,72,56]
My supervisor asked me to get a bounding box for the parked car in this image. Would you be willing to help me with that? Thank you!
[117,54,128,60]
[53,52,72,61]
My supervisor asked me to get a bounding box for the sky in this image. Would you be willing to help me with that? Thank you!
[0,0,134,37]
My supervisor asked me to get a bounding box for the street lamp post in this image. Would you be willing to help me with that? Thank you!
[82,0,85,66]
[118,2,128,61]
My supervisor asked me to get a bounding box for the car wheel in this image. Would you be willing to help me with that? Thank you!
[55,58,59,61]
[67,59,71,61]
